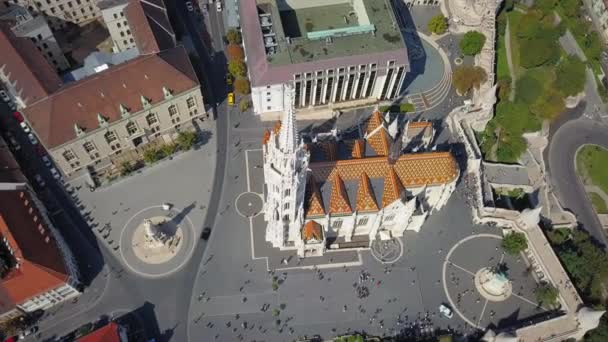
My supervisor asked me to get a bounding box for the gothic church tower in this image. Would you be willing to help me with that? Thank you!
[262,85,309,248]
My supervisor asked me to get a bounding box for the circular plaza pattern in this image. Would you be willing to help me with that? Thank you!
[235,192,264,218]
[442,234,548,330]
[370,237,403,264]
[120,205,196,278]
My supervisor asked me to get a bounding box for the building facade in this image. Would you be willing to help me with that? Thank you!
[591,0,608,42]
[262,89,458,257]
[6,0,100,29]
[0,4,70,71]
[22,46,205,177]
[242,0,409,115]
[0,187,80,323]
[99,0,135,52]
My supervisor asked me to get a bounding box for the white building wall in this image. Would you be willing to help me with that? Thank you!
[252,83,285,114]
[101,4,135,52]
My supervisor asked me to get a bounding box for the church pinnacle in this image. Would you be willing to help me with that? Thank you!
[279,85,298,153]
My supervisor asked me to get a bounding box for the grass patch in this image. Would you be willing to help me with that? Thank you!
[508,11,523,76]
[577,145,608,194]
[496,32,510,81]
[589,192,608,214]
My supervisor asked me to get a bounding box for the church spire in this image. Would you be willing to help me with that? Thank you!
[279,85,298,153]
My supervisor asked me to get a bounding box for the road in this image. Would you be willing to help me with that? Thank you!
[548,119,608,245]
[0,1,232,341]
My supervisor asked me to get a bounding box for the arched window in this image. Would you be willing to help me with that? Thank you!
[126,121,138,135]
[104,131,117,144]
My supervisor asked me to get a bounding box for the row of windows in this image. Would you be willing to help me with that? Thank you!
[293,63,380,81]
[329,214,396,229]
[62,100,198,164]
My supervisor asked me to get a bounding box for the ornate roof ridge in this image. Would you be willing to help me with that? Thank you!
[382,166,404,207]
[329,173,352,215]
[305,175,325,217]
[356,172,379,213]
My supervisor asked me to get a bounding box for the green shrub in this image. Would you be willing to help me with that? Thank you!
[555,55,586,97]
[120,161,134,176]
[427,15,448,35]
[534,283,559,306]
[502,232,528,254]
[459,31,486,56]
[176,131,197,150]
[228,60,247,78]
[399,102,415,112]
[226,29,242,44]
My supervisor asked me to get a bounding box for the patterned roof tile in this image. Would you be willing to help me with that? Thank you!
[352,139,365,158]
[356,172,379,212]
[305,176,325,217]
[329,173,352,215]
[382,167,404,207]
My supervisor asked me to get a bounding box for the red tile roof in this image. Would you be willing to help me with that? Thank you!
[0,190,68,315]
[301,221,323,242]
[329,173,352,215]
[126,0,175,55]
[356,172,378,212]
[305,175,325,217]
[77,322,122,342]
[0,22,62,106]
[382,167,404,207]
[364,111,392,156]
[24,46,199,149]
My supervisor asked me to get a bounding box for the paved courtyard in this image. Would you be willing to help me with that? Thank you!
[66,121,217,278]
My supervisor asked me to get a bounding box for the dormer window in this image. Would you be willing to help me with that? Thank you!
[162,86,173,99]
[74,123,84,137]
[126,121,138,136]
[119,104,130,118]
[97,113,108,127]
[140,95,151,108]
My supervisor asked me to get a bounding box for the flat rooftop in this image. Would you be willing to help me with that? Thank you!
[257,0,405,66]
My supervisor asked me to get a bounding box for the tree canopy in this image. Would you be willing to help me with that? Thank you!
[459,31,486,56]
[427,15,448,35]
[226,29,242,44]
[534,283,559,307]
[228,60,247,78]
[501,232,528,255]
[452,65,487,95]
[556,55,586,97]
[234,78,251,95]
[227,43,245,60]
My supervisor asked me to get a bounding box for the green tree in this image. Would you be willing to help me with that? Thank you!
[520,37,560,68]
[176,131,197,150]
[452,65,487,95]
[226,29,242,44]
[234,78,251,95]
[584,31,603,62]
[560,0,581,18]
[399,102,415,112]
[585,315,608,342]
[534,283,559,307]
[516,74,543,104]
[502,232,528,254]
[227,43,244,60]
[427,15,448,35]
[161,143,177,157]
[143,147,162,164]
[459,31,486,56]
[530,88,565,120]
[556,55,586,97]
[228,60,247,78]
[534,0,557,12]
[239,99,251,113]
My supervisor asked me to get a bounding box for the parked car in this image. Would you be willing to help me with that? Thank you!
[439,304,453,319]
[50,167,61,180]
[201,226,212,240]
[7,135,21,151]
[41,155,52,167]
[27,133,38,145]
[12,111,24,122]
[186,1,194,11]
[19,122,30,133]
[18,326,38,340]
[34,174,45,187]
[216,1,222,12]
[0,89,10,102]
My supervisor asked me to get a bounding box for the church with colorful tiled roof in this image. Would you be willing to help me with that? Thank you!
[262,89,459,258]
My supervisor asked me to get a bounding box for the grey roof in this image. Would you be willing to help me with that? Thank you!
[65,48,140,82]
[97,0,129,10]
[483,163,532,187]
[240,0,409,87]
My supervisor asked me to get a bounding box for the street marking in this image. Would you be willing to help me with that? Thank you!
[477,299,489,327]
[448,262,476,276]
[512,292,544,309]
[245,149,251,192]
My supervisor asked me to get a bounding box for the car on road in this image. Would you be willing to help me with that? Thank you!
[34,174,45,187]
[439,304,453,319]
[216,1,222,12]
[12,111,24,122]
[41,155,52,167]
[0,89,10,102]
[227,92,234,106]
[18,326,38,340]
[19,122,30,133]
[6,133,21,151]
[50,167,61,180]
[201,226,212,240]
[27,133,38,145]
[186,1,194,11]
